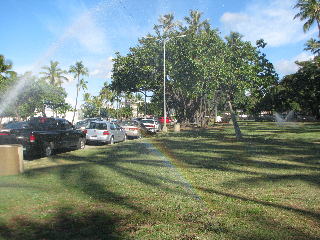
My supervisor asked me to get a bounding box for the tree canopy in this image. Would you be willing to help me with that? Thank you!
[110,10,278,139]
[0,57,72,121]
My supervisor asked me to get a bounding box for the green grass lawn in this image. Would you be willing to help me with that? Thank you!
[0,121,319,239]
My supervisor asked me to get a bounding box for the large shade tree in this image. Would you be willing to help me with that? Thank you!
[277,60,320,119]
[1,72,70,121]
[110,10,277,140]
[210,32,265,139]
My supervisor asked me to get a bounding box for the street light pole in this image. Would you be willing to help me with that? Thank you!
[163,38,168,132]
[143,35,185,132]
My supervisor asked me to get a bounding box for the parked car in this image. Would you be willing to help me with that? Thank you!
[4,117,86,157]
[120,120,148,139]
[0,121,29,145]
[75,120,88,131]
[158,117,173,124]
[85,121,127,144]
[1,120,19,128]
[134,117,144,122]
[84,118,99,124]
[254,115,275,122]
[141,119,160,133]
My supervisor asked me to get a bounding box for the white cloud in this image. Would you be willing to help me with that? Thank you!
[64,13,109,54]
[63,74,77,86]
[274,52,313,76]
[65,96,76,107]
[220,0,317,47]
[90,56,113,79]
[220,12,249,27]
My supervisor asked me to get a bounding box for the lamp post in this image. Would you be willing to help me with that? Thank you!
[143,34,185,132]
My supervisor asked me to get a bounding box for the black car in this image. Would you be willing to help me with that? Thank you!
[8,117,86,157]
[0,121,28,145]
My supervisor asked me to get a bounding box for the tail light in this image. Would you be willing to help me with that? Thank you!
[30,134,35,142]
[84,129,87,134]
[0,132,9,135]
[103,131,109,135]
[129,128,138,130]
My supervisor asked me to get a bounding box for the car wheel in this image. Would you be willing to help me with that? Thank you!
[77,138,85,149]
[109,136,114,145]
[43,142,53,157]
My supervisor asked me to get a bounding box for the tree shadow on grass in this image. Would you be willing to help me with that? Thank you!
[151,125,320,238]
[154,126,320,174]
[0,205,124,239]
[2,124,320,239]
[199,187,320,240]
[1,140,213,239]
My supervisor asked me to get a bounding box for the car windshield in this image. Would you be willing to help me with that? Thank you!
[141,120,154,124]
[87,122,108,130]
[76,121,87,126]
[121,121,138,126]
[27,118,58,130]
[5,122,28,129]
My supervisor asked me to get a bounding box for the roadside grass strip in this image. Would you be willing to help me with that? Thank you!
[151,122,320,239]
[0,121,319,239]
[0,138,221,239]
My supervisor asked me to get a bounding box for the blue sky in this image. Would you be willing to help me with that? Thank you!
[0,0,318,108]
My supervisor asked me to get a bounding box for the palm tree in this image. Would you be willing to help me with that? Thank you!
[133,93,144,118]
[100,83,116,120]
[294,0,320,36]
[0,55,13,76]
[39,60,68,87]
[69,61,89,124]
[225,31,244,46]
[156,12,182,35]
[304,37,320,55]
[0,55,15,87]
[85,94,104,117]
[135,93,144,102]
[124,92,134,104]
[184,9,210,35]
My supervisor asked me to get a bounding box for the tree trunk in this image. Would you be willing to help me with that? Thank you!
[13,103,21,122]
[42,102,46,117]
[72,79,79,124]
[214,93,218,123]
[227,96,243,140]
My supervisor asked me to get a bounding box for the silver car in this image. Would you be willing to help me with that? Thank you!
[141,119,160,133]
[120,120,148,139]
[85,121,127,144]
